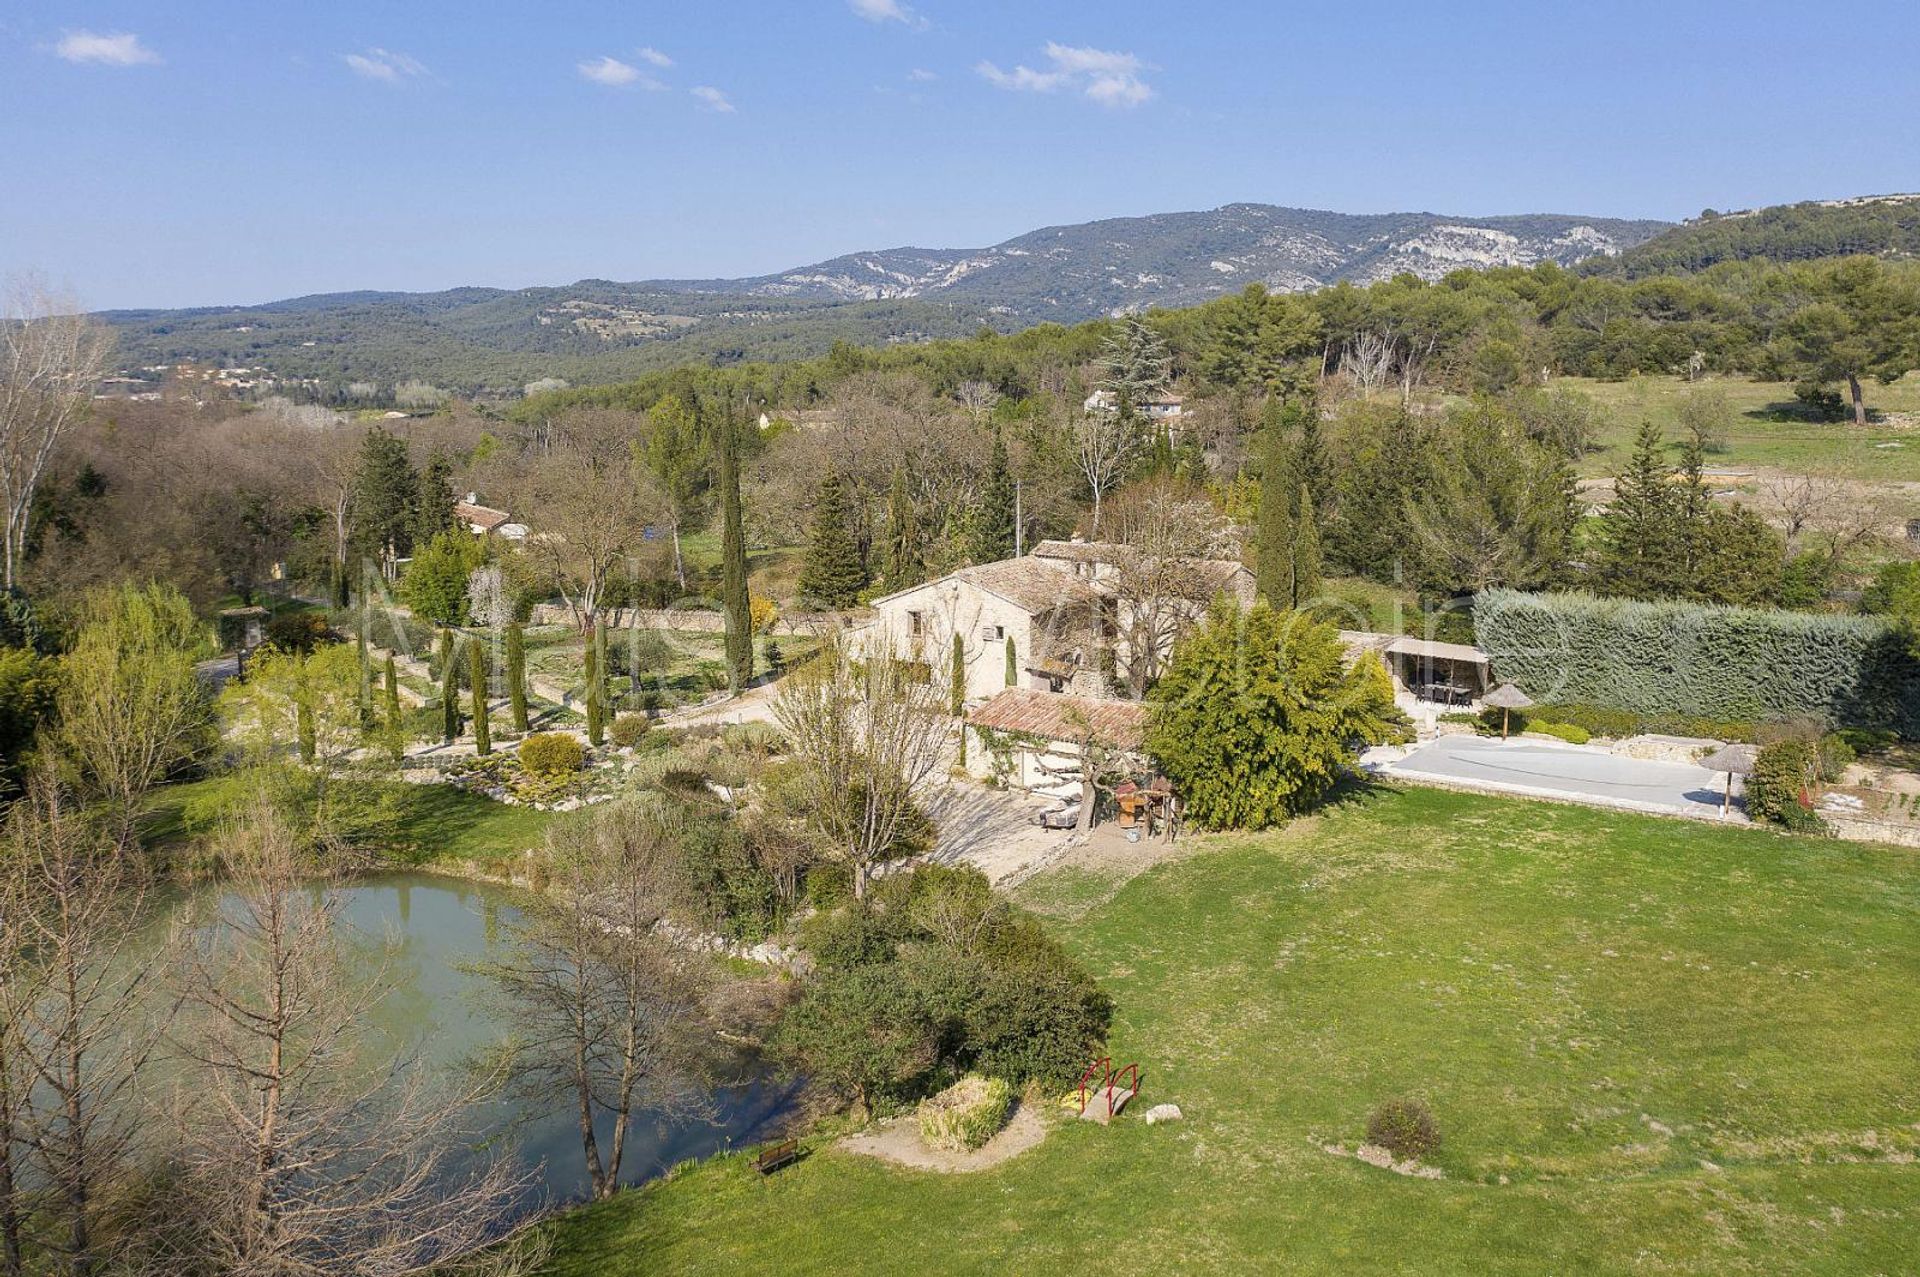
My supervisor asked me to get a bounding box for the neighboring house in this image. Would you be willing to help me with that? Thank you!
[964,687,1148,797]
[1083,388,1186,420]
[861,540,1251,706]
[455,494,527,541]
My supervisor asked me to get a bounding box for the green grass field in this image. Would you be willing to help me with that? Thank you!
[539,785,1920,1275]
[147,774,561,870]
[1552,373,1920,481]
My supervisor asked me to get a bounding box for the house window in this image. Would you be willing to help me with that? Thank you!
[982,624,1004,642]
[908,610,924,637]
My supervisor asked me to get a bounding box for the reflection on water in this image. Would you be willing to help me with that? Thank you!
[326,873,796,1208]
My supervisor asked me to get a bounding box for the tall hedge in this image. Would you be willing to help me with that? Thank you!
[1474,589,1920,733]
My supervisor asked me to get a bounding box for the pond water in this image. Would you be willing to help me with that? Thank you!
[316,873,796,1208]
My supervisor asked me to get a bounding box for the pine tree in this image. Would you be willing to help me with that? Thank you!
[1598,421,1681,599]
[1099,317,1172,403]
[1292,484,1322,609]
[349,428,419,576]
[438,629,460,744]
[411,451,458,549]
[383,653,403,763]
[468,638,491,756]
[718,410,753,693]
[799,469,868,607]
[881,467,921,590]
[505,622,529,732]
[970,430,1016,564]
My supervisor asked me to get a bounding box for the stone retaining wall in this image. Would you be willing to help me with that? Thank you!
[527,603,855,636]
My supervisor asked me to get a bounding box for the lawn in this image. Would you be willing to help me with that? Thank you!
[147,774,563,871]
[1550,373,1920,481]
[538,785,1920,1275]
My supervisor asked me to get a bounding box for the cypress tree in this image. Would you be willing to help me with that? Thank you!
[331,557,350,609]
[970,430,1016,564]
[718,410,753,693]
[799,469,868,607]
[881,467,921,590]
[1005,634,1017,687]
[468,639,491,756]
[384,653,403,763]
[438,629,459,744]
[1292,484,1322,609]
[296,697,316,764]
[952,632,968,769]
[505,622,529,732]
[355,623,372,727]
[1255,417,1297,607]
[585,620,608,746]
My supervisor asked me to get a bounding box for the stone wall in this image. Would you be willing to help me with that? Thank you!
[527,604,852,636]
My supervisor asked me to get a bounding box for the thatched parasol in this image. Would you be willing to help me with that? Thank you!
[1482,682,1534,739]
[1701,742,1758,816]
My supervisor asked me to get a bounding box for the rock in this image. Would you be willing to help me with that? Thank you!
[1143,1103,1183,1125]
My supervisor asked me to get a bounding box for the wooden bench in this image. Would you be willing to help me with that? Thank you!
[754,1139,799,1176]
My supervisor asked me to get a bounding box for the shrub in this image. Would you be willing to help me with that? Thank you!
[1530,721,1591,745]
[1816,732,1856,783]
[609,714,651,750]
[518,731,584,777]
[1366,1098,1440,1161]
[1745,738,1820,826]
[917,1075,1012,1153]
[1475,589,1920,734]
[265,610,335,655]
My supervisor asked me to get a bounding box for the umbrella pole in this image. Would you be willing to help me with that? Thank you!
[1722,773,1732,817]
[1502,707,1510,740]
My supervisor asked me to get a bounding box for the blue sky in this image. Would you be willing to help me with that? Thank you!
[4,0,1918,309]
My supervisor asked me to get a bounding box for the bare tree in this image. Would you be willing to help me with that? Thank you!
[1070,407,1134,535]
[775,638,948,900]
[478,802,710,1201]
[505,443,660,631]
[160,800,541,1276]
[2,779,156,1277]
[1097,479,1242,697]
[954,380,1001,424]
[0,278,113,588]
[1760,473,1888,570]
[1341,330,1398,396]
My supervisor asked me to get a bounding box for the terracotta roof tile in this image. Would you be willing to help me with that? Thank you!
[966,688,1148,750]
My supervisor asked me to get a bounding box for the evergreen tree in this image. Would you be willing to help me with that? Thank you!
[468,639,491,756]
[505,622,528,732]
[969,431,1016,564]
[1598,421,1682,598]
[411,450,458,549]
[950,632,966,715]
[880,467,922,591]
[438,629,460,744]
[799,469,868,607]
[330,557,350,609]
[349,428,419,576]
[1099,317,1172,403]
[718,410,753,693]
[1254,418,1298,607]
[1292,484,1322,609]
[585,620,608,746]
[383,653,403,763]
[1005,634,1017,687]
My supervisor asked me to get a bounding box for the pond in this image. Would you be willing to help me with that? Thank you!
[318,872,797,1208]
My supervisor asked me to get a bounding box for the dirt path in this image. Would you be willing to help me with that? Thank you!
[840,1101,1049,1173]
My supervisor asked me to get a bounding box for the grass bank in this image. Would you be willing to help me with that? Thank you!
[538,784,1920,1274]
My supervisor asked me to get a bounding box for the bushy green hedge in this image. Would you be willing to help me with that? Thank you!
[1530,702,1763,743]
[1475,590,1920,735]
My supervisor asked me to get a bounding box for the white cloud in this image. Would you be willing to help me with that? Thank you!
[690,85,735,113]
[344,48,427,82]
[907,67,938,82]
[637,46,673,68]
[849,0,914,22]
[579,55,640,86]
[977,41,1153,107]
[54,31,160,67]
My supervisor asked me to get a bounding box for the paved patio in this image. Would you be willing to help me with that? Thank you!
[1376,734,1743,821]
